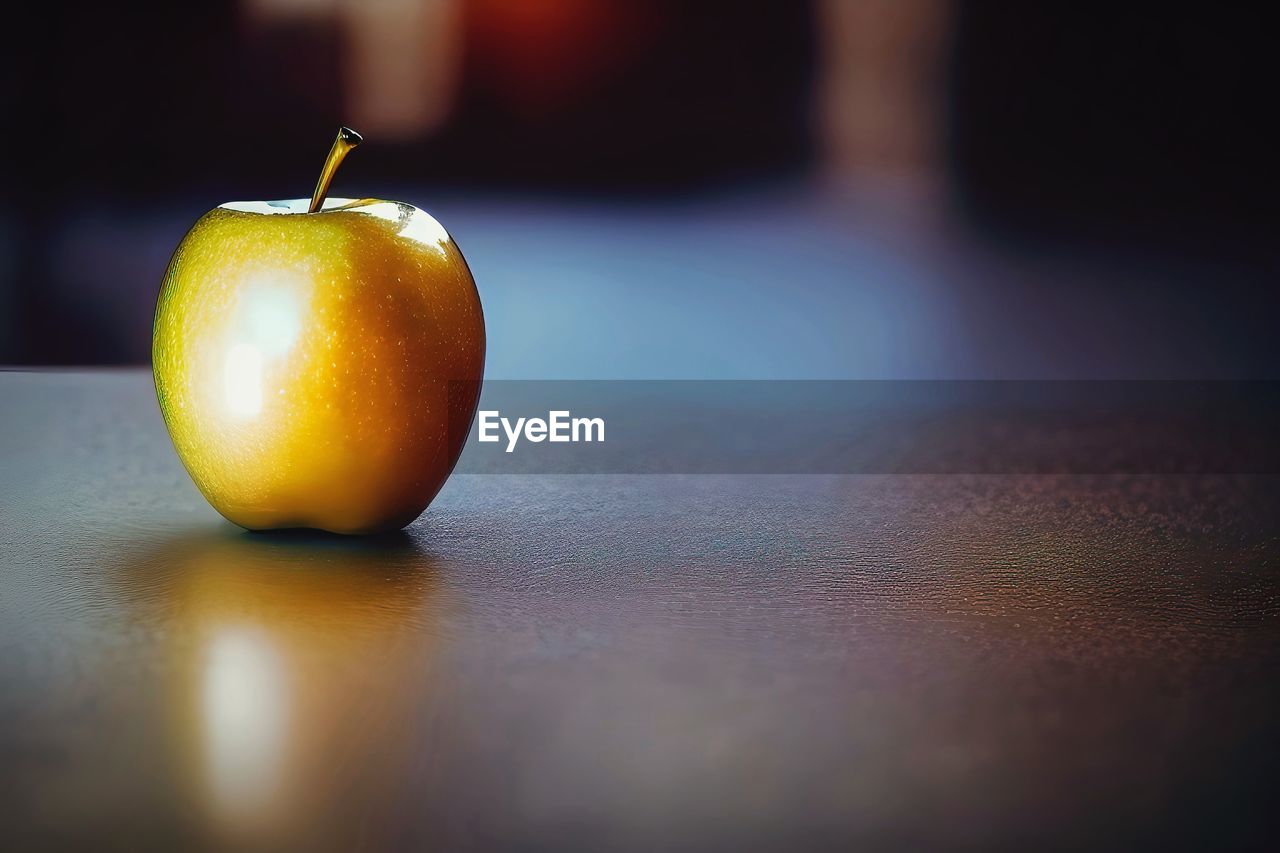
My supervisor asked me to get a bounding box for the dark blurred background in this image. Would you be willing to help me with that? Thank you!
[1,1,1275,377]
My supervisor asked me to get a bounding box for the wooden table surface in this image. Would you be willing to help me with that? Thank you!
[2,371,1278,850]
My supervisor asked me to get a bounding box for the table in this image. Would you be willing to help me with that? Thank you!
[2,371,1277,849]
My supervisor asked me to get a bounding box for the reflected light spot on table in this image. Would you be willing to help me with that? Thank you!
[202,627,287,825]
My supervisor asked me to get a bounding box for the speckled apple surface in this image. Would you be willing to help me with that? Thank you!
[151,197,485,534]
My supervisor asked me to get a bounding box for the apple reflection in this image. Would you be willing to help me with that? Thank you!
[118,527,447,849]
[201,625,287,824]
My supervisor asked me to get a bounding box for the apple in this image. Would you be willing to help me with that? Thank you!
[153,128,485,534]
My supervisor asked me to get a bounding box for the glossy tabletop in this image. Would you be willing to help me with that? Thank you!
[2,371,1278,850]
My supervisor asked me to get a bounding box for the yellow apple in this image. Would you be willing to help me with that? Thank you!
[153,129,485,534]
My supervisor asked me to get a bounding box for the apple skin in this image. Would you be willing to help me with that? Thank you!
[153,197,485,534]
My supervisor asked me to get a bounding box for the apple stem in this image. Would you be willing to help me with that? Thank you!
[308,127,363,213]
